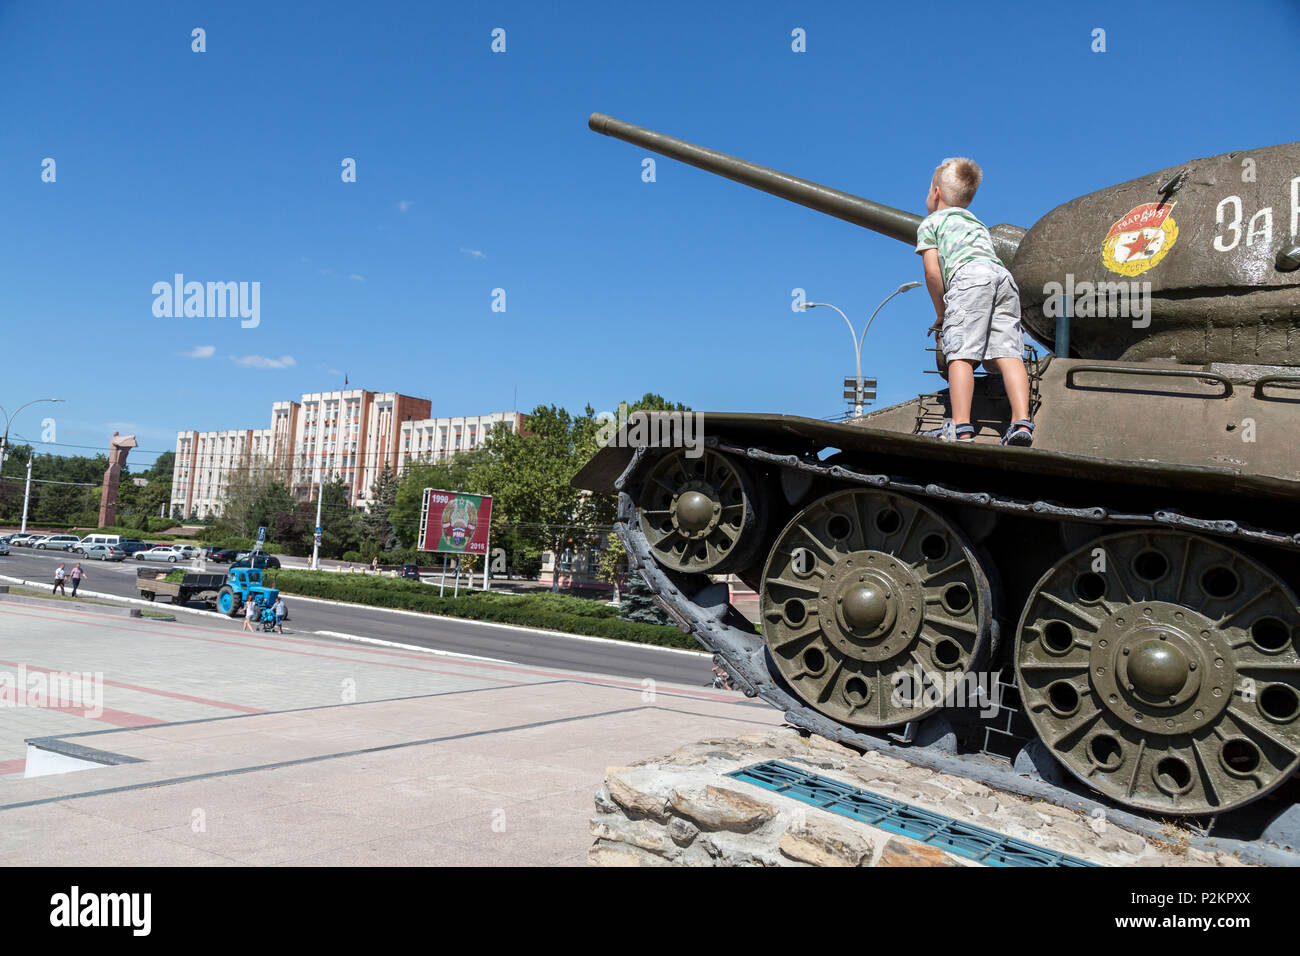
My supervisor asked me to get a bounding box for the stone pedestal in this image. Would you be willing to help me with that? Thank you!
[587,727,1251,867]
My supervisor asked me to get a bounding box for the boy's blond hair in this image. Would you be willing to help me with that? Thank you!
[933,157,982,207]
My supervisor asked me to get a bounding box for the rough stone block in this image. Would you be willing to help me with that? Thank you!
[779,820,873,867]
[667,817,699,847]
[876,837,962,867]
[588,840,673,867]
[590,816,681,860]
[670,785,777,834]
[606,768,671,823]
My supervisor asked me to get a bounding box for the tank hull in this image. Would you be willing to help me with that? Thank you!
[575,390,1300,855]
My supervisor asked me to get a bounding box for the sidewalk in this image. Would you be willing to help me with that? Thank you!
[0,600,780,865]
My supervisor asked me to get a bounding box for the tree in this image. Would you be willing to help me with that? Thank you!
[620,572,672,626]
[391,448,491,549]
[472,404,611,591]
[596,531,626,603]
[361,466,400,555]
[313,477,361,558]
[146,451,175,480]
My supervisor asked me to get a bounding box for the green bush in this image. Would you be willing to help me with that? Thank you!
[264,570,694,650]
[341,551,363,563]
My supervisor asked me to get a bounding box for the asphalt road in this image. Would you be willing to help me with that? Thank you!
[0,547,715,687]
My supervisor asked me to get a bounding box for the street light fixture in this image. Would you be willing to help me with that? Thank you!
[802,282,921,416]
[0,398,63,472]
[0,399,63,535]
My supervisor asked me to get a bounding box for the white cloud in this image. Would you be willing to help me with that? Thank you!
[397,200,414,213]
[459,247,486,259]
[231,355,296,369]
[182,345,216,359]
[347,274,365,282]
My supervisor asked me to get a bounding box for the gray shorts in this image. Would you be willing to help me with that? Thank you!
[939,260,1023,362]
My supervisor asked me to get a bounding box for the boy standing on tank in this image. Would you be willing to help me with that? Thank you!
[916,158,1034,445]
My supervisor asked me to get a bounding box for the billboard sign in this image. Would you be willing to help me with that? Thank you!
[419,489,493,555]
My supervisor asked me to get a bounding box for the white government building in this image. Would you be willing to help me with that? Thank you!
[170,388,521,518]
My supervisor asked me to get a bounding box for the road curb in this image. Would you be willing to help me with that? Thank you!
[0,587,142,618]
[269,590,711,658]
[0,574,213,620]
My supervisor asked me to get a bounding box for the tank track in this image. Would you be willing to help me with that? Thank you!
[613,437,1300,864]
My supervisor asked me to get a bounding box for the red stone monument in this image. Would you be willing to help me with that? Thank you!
[99,431,139,527]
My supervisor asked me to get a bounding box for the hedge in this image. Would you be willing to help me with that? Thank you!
[263,569,698,650]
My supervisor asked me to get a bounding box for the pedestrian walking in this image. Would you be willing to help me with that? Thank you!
[53,564,67,596]
[242,597,257,632]
[272,597,287,634]
[69,563,84,597]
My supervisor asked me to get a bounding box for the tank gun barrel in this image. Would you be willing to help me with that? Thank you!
[589,112,926,246]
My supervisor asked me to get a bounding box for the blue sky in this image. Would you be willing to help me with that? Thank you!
[3,0,1298,468]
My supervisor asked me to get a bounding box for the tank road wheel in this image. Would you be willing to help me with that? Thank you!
[760,489,993,728]
[1016,530,1300,816]
[637,449,763,574]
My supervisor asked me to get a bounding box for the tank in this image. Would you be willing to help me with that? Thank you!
[574,113,1300,850]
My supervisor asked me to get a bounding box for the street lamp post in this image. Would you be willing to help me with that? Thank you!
[0,400,63,521]
[0,398,63,473]
[801,283,921,416]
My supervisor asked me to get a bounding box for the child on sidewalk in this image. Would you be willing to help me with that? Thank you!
[916,157,1033,445]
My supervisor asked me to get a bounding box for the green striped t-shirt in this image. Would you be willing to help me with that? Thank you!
[915,207,1000,287]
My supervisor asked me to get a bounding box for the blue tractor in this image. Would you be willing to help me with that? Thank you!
[215,566,280,627]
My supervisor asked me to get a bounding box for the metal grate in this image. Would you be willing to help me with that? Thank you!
[729,760,1097,867]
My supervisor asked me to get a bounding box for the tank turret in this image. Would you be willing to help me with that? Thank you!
[589,113,1300,366]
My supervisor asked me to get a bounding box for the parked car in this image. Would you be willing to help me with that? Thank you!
[204,547,238,563]
[136,546,180,563]
[12,534,43,547]
[36,534,83,552]
[0,540,9,556]
[81,534,123,549]
[231,553,281,570]
[118,540,153,555]
[400,564,421,581]
[171,544,200,560]
[84,544,126,561]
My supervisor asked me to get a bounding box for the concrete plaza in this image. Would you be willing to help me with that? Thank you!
[0,600,781,865]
